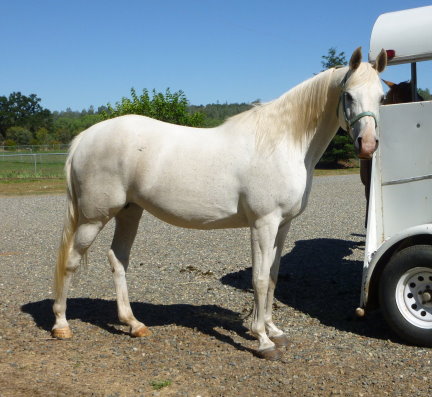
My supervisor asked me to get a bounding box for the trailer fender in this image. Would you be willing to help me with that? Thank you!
[358,224,432,313]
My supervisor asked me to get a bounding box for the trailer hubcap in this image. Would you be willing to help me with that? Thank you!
[422,291,432,303]
[396,267,432,328]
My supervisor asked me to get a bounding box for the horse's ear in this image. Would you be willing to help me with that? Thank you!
[383,79,395,88]
[373,48,387,73]
[349,47,362,70]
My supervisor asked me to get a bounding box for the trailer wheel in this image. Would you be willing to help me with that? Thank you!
[379,245,432,347]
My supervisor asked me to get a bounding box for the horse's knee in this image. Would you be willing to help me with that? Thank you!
[253,275,269,292]
[65,261,80,273]
[65,247,87,273]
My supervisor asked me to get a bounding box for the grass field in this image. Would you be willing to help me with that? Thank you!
[0,152,66,179]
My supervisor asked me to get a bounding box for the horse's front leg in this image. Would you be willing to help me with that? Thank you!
[250,214,283,360]
[264,222,290,348]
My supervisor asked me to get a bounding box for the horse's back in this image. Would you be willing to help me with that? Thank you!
[71,115,209,177]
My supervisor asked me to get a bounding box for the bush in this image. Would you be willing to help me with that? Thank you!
[5,126,33,145]
[103,88,205,127]
[4,139,17,149]
[317,128,355,168]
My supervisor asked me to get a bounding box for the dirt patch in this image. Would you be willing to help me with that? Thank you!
[0,179,65,196]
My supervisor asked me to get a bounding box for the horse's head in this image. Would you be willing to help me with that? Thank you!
[383,80,424,104]
[383,80,411,104]
[337,47,387,159]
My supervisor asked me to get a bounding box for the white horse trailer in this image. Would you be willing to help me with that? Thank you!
[359,6,432,346]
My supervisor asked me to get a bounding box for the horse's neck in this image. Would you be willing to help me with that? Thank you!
[301,70,344,170]
[224,67,345,168]
[304,109,340,169]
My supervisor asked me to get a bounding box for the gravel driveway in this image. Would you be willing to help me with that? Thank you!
[0,174,431,396]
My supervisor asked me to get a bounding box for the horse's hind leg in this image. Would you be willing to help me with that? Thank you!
[108,203,150,337]
[52,220,105,338]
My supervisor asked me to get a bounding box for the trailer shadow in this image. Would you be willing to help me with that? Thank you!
[220,237,393,341]
[21,298,254,353]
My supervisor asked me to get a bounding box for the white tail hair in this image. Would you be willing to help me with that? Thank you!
[54,133,85,298]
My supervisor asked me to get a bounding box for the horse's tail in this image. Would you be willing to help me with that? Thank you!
[54,133,85,298]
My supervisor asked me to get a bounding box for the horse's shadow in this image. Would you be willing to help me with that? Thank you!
[22,237,392,350]
[221,237,392,341]
[21,299,255,353]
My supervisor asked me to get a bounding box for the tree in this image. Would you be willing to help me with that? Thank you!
[52,112,103,143]
[34,127,52,145]
[418,88,432,100]
[0,92,52,140]
[103,88,205,127]
[317,48,356,168]
[321,47,347,71]
[189,102,252,127]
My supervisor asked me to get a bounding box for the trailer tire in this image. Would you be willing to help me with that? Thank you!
[379,245,432,347]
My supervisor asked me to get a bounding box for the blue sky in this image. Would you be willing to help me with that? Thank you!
[1,0,431,111]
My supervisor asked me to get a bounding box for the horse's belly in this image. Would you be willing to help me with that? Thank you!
[136,196,249,229]
[131,179,249,229]
[130,143,250,229]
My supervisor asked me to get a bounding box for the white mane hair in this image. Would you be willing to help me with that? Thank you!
[224,62,378,151]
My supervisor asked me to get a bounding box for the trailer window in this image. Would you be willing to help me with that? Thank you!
[380,61,432,104]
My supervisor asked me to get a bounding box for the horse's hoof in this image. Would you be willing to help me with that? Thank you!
[52,327,73,339]
[270,334,289,348]
[255,346,282,361]
[131,326,151,338]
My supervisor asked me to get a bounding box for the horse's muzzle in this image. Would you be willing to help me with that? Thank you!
[357,137,379,159]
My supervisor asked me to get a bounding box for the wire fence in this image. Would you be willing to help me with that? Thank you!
[0,152,67,179]
[0,144,70,152]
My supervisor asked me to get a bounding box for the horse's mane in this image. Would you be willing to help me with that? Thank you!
[224,63,378,151]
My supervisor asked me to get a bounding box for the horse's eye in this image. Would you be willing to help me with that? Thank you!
[344,92,353,102]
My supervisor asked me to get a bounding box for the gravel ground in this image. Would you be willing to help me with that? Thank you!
[0,174,431,396]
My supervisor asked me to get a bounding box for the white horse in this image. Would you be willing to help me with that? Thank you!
[52,47,387,360]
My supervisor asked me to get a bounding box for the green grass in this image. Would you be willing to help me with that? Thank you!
[0,153,66,179]
[150,379,172,390]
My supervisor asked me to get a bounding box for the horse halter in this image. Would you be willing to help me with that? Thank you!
[337,71,378,132]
